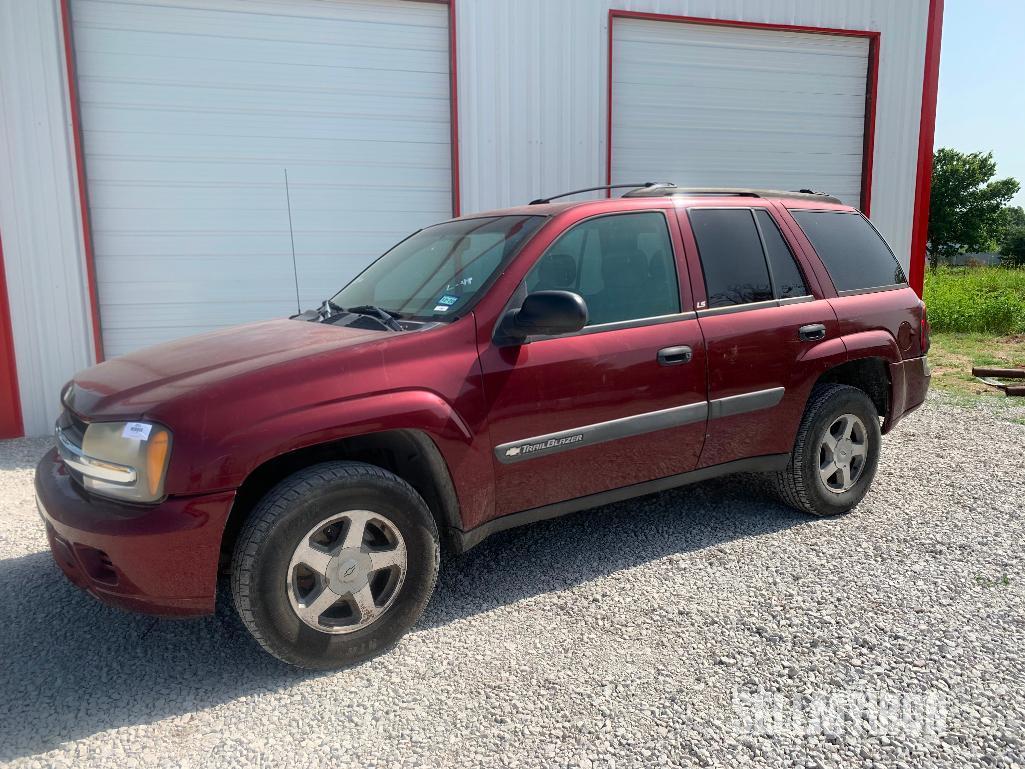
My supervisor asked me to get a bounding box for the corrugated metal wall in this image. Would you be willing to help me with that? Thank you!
[455,0,930,277]
[0,0,96,436]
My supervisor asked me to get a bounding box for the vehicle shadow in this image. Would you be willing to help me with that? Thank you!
[0,474,806,760]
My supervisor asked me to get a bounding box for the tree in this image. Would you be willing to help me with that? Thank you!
[927,149,1019,268]
[996,206,1025,267]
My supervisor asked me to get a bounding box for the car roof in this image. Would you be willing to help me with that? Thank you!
[455,185,856,221]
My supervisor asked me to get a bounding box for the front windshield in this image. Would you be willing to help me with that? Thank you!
[331,215,546,321]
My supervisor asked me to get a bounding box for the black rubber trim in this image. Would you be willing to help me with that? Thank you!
[454,454,790,552]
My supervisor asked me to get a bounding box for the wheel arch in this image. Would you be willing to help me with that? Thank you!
[219,428,463,570]
[813,356,892,423]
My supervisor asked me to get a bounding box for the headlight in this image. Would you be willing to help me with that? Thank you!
[56,420,172,503]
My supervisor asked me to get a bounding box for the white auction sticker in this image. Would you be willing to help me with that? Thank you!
[122,422,152,441]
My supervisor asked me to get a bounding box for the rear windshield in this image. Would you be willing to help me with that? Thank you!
[789,210,906,292]
[331,215,545,320]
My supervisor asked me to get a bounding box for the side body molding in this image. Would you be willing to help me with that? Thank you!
[494,387,786,464]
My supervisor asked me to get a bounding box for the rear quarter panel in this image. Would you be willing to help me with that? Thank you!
[828,287,926,362]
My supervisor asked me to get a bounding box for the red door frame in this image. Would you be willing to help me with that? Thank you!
[908,0,945,297]
[0,232,25,438]
[56,0,462,365]
[606,10,881,216]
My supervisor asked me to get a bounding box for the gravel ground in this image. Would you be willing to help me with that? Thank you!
[0,393,1023,769]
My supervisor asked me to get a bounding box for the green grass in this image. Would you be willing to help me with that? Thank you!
[929,332,1025,397]
[924,266,1025,334]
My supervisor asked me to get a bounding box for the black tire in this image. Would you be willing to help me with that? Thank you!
[773,383,882,516]
[230,461,439,669]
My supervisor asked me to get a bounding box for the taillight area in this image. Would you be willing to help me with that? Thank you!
[920,303,931,355]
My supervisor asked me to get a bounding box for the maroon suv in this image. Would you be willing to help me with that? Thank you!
[36,183,930,668]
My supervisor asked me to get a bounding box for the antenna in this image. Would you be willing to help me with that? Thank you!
[283,168,301,315]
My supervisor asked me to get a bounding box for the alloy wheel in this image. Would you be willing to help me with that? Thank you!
[818,413,869,493]
[286,510,407,634]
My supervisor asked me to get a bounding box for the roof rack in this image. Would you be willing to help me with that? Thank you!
[529,182,667,205]
[622,184,842,204]
[528,183,843,206]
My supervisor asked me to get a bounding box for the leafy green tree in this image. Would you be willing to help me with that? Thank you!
[996,206,1025,267]
[928,149,1019,268]
[999,230,1025,268]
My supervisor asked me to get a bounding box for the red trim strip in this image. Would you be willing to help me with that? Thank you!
[448,0,461,217]
[605,7,615,195]
[609,10,879,38]
[909,0,945,297]
[0,232,25,438]
[606,10,880,213]
[860,34,881,216]
[59,0,104,363]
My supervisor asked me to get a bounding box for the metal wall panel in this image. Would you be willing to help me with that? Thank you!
[71,0,452,357]
[455,0,930,276]
[0,0,97,436]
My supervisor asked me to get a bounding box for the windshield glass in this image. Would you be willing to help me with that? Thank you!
[330,215,546,321]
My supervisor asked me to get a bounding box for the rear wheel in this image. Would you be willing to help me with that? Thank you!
[231,461,439,669]
[773,384,881,516]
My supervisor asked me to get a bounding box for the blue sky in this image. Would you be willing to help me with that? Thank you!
[934,0,1025,206]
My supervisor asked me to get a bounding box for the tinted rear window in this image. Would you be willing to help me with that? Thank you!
[753,210,808,299]
[688,209,772,308]
[790,211,906,292]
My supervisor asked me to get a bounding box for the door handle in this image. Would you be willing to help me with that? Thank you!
[798,323,827,342]
[657,345,693,366]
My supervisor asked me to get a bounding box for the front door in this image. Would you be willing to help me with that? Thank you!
[478,210,708,517]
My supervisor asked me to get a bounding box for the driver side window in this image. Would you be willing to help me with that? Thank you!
[525,212,680,326]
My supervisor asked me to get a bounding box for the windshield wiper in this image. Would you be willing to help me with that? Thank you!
[343,304,404,332]
[316,298,344,319]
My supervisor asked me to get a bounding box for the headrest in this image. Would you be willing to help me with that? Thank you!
[538,252,576,289]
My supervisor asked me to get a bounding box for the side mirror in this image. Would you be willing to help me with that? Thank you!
[496,290,588,344]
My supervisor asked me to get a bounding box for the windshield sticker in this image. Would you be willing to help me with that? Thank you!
[432,305,449,313]
[438,294,459,306]
[445,277,473,291]
[122,422,153,441]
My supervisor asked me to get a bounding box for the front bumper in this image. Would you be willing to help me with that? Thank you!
[35,448,235,617]
[883,355,931,433]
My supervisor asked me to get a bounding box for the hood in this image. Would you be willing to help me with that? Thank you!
[67,319,388,419]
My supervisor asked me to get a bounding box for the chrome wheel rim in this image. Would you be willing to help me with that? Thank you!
[818,413,869,494]
[286,510,407,634]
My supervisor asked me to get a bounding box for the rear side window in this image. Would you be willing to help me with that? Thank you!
[688,209,773,308]
[790,210,906,292]
[753,210,808,299]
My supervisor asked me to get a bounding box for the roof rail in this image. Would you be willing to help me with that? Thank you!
[529,182,669,205]
[622,185,842,204]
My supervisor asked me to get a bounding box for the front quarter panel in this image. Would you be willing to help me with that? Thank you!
[151,319,494,529]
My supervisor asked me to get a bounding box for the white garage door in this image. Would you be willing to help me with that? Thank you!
[610,18,871,208]
[71,0,452,357]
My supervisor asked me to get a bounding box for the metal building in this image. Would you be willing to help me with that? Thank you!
[0,0,943,436]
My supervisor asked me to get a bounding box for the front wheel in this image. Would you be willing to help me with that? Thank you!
[231,461,439,669]
[773,383,882,516]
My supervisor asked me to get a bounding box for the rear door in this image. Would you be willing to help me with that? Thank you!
[478,210,708,517]
[677,203,844,468]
